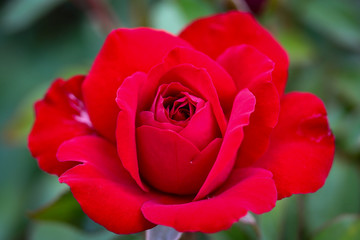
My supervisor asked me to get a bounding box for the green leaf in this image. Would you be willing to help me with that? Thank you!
[211,218,259,240]
[29,221,118,240]
[0,0,65,33]
[276,27,315,66]
[304,159,360,232]
[291,0,360,51]
[29,191,85,228]
[312,215,360,240]
[176,0,215,21]
[258,196,299,240]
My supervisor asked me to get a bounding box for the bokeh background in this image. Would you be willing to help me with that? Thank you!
[0,0,359,239]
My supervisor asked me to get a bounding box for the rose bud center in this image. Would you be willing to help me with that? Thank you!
[136,82,220,195]
[164,94,197,122]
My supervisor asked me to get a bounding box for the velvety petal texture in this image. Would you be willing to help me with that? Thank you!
[217,45,280,167]
[28,11,334,235]
[83,28,191,141]
[57,136,156,234]
[141,168,277,233]
[195,89,256,200]
[116,72,149,191]
[28,76,93,176]
[254,92,335,199]
[179,11,289,95]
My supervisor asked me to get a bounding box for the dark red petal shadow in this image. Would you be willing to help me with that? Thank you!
[254,92,335,199]
[57,136,156,234]
[179,11,289,95]
[141,168,277,233]
[28,76,92,176]
[83,28,190,141]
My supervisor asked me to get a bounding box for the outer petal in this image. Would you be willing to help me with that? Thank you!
[116,72,148,191]
[141,168,277,233]
[217,45,280,166]
[28,76,92,176]
[235,80,279,167]
[217,45,275,90]
[254,92,335,199]
[195,89,256,200]
[83,28,190,141]
[57,136,156,234]
[179,11,289,94]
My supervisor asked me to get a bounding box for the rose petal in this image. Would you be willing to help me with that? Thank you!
[194,89,256,200]
[179,102,221,150]
[141,63,227,135]
[254,92,335,199]
[217,45,275,90]
[179,11,289,94]
[57,136,156,234]
[83,28,190,141]
[141,168,277,233]
[163,47,237,113]
[138,111,183,132]
[28,76,92,176]
[137,126,220,195]
[217,45,280,166]
[116,72,148,191]
[236,81,280,167]
[151,82,205,126]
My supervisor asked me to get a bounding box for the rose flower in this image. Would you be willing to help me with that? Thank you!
[28,11,335,234]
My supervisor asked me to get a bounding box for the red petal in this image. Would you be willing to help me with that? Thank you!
[236,81,280,167]
[116,72,148,191]
[217,45,280,166]
[142,63,227,135]
[83,28,190,141]
[137,125,218,195]
[163,47,237,114]
[141,168,277,233]
[195,89,256,200]
[254,92,335,199]
[28,76,92,176]
[179,102,221,150]
[138,111,183,132]
[57,136,156,234]
[179,11,289,94]
[217,45,275,90]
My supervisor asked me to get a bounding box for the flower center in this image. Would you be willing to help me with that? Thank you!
[163,94,196,122]
[150,82,206,127]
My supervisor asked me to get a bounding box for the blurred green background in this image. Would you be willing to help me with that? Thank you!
[0,0,359,239]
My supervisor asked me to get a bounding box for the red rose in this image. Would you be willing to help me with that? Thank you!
[28,11,334,234]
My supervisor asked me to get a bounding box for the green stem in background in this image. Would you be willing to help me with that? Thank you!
[297,195,307,240]
[70,0,120,34]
